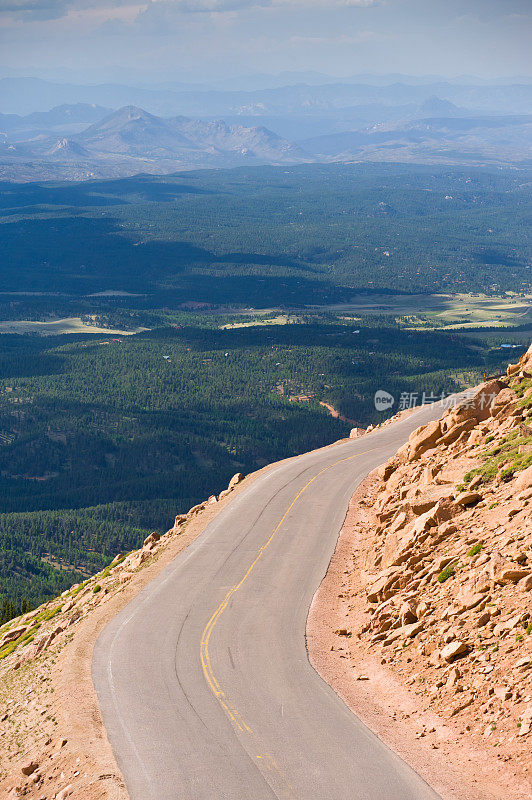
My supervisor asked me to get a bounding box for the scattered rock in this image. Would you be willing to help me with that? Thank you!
[455,490,482,507]
[446,666,461,687]
[518,573,532,591]
[408,419,442,461]
[440,641,469,663]
[0,627,27,648]
[515,464,532,492]
[143,532,160,548]
[518,706,532,737]
[54,738,68,751]
[494,686,512,701]
[228,472,244,490]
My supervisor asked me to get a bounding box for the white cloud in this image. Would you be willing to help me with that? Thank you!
[290,30,375,45]
[145,0,379,12]
[0,0,71,18]
[0,0,379,24]
[150,0,256,11]
[277,0,378,5]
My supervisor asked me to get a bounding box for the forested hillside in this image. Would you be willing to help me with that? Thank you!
[1,163,530,303]
[0,161,530,620]
[0,319,523,615]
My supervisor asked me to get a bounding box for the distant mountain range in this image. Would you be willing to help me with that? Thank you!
[0,103,110,133]
[300,114,532,164]
[0,105,311,180]
[1,76,531,117]
[0,85,530,181]
[75,106,308,162]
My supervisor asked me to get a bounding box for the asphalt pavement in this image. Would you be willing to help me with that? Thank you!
[93,401,447,800]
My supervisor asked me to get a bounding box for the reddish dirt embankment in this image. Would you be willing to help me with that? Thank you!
[308,347,532,800]
[319,401,359,427]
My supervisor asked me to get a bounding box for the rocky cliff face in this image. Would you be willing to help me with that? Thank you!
[334,346,532,787]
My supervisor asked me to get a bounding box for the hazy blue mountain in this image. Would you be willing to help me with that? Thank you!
[77,106,199,156]
[1,77,531,117]
[73,106,309,162]
[300,113,532,164]
[416,96,462,117]
[167,116,308,161]
[47,137,91,158]
[0,105,312,179]
[0,104,111,141]
[0,83,529,180]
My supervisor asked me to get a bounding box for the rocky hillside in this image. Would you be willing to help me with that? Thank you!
[2,347,532,798]
[0,472,245,800]
[329,346,532,794]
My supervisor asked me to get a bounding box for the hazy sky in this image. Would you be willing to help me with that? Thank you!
[0,0,530,84]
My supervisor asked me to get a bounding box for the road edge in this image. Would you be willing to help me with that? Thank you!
[51,436,353,800]
[306,470,529,800]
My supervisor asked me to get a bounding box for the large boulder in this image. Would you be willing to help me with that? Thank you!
[443,380,504,429]
[455,490,482,507]
[454,585,485,612]
[407,485,454,515]
[471,379,505,420]
[378,460,397,481]
[382,496,457,568]
[366,570,401,603]
[438,418,477,446]
[441,640,469,662]
[489,552,530,585]
[0,626,27,648]
[515,464,532,492]
[408,419,442,461]
[442,402,478,431]
[143,532,160,548]
[490,387,518,419]
[228,472,244,490]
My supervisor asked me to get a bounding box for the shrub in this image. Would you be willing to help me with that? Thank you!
[0,642,17,660]
[437,564,455,583]
[467,542,482,557]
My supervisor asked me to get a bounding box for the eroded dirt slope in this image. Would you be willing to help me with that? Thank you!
[0,474,246,800]
[309,346,532,800]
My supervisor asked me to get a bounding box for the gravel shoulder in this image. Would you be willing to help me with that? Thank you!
[307,364,532,800]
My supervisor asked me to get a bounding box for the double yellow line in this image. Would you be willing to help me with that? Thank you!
[199,448,370,735]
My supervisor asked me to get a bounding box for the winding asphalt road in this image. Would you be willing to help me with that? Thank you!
[93,401,449,800]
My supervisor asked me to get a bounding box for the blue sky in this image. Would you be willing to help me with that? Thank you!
[0,0,530,83]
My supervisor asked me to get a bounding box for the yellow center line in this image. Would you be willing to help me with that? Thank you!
[199,448,374,791]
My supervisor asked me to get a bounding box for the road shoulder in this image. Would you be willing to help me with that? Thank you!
[307,468,531,800]
[0,466,271,800]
